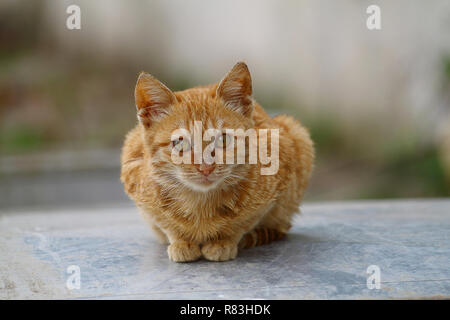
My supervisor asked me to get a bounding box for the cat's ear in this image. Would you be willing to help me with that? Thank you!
[135,72,176,128]
[216,62,253,117]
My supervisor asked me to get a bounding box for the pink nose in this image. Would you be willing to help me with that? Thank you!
[197,164,215,176]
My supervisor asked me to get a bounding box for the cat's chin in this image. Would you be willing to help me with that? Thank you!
[183,178,222,193]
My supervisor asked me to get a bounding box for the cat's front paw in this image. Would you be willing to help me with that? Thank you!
[201,240,238,262]
[167,241,201,262]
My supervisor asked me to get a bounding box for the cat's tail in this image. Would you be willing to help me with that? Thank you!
[239,228,286,249]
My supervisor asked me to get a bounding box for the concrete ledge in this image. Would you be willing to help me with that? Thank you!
[1,199,449,299]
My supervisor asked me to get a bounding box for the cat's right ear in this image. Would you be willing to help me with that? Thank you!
[135,72,176,128]
[216,62,253,117]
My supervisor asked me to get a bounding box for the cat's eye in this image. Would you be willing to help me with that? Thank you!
[215,133,232,148]
[172,138,191,152]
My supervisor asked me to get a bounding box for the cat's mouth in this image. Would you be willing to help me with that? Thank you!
[185,174,224,192]
[175,168,231,192]
[194,173,221,186]
[199,176,214,185]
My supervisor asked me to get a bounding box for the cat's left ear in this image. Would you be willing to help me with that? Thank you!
[217,62,253,117]
[135,72,176,128]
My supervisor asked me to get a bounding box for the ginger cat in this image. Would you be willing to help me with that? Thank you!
[121,62,314,262]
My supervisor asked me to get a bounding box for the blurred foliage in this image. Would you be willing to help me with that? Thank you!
[359,148,449,199]
[0,127,45,153]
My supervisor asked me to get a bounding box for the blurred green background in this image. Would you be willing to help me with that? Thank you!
[0,0,449,207]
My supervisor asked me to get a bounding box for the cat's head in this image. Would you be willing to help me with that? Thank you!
[134,62,254,193]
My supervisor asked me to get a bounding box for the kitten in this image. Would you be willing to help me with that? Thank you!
[120,62,314,262]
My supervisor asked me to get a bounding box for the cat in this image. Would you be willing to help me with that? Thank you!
[120,62,314,262]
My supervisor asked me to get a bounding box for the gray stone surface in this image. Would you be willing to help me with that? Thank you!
[0,199,449,299]
[0,149,127,209]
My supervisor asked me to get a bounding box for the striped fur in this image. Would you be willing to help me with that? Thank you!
[239,228,286,249]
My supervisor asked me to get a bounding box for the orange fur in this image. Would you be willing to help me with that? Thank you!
[120,62,314,262]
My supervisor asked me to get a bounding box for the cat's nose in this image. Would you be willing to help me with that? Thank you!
[197,164,215,176]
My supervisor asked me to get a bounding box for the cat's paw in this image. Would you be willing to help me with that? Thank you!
[201,240,238,262]
[167,241,201,262]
